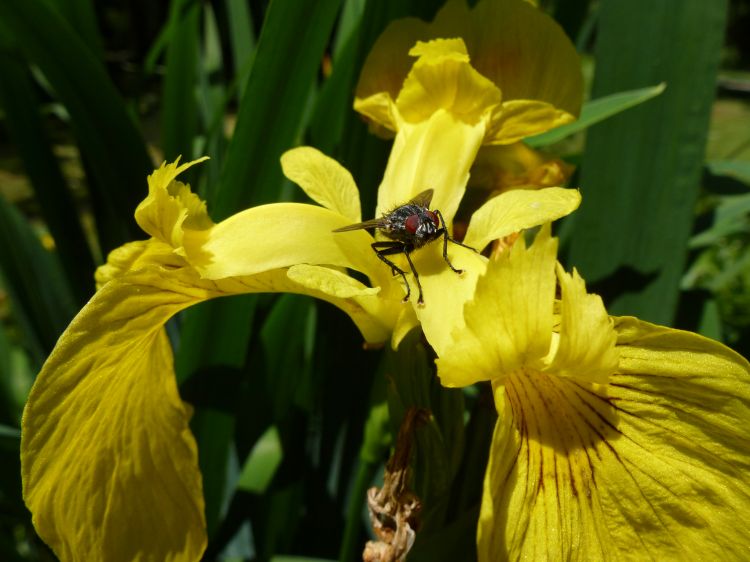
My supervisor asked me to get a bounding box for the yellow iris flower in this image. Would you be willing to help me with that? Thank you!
[21,146,577,561]
[20,0,586,559]
[436,225,750,560]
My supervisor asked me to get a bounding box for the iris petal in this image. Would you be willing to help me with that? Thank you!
[375,111,487,223]
[434,227,557,385]
[280,146,362,222]
[22,265,212,562]
[463,187,581,252]
[355,0,582,139]
[182,203,387,286]
[479,318,750,560]
[548,266,618,384]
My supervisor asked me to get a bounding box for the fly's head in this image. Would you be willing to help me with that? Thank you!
[404,209,441,244]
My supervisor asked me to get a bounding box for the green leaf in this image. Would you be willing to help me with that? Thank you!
[0,49,96,303]
[525,82,666,147]
[162,0,201,167]
[706,160,750,186]
[0,195,77,362]
[213,0,343,217]
[236,426,283,494]
[0,0,152,250]
[0,326,34,425]
[0,423,21,451]
[48,0,103,57]
[225,0,256,101]
[566,0,727,325]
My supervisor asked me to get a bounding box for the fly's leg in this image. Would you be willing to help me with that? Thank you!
[372,242,412,302]
[403,250,425,305]
[435,210,479,275]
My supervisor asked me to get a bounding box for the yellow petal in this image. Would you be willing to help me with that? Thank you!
[375,110,486,222]
[355,0,583,136]
[433,0,582,118]
[135,157,211,249]
[463,187,580,252]
[479,373,613,561]
[355,17,432,132]
[395,38,502,126]
[479,318,750,560]
[486,99,576,145]
[435,226,557,386]
[280,146,362,222]
[391,305,420,350]
[182,203,388,288]
[22,266,212,562]
[23,234,415,559]
[95,240,157,287]
[413,242,486,357]
[547,265,618,384]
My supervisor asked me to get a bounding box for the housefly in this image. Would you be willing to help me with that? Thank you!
[333,189,477,305]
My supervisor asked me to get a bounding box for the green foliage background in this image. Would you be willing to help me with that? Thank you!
[0,0,748,560]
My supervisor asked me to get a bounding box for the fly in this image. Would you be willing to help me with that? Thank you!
[333,189,477,305]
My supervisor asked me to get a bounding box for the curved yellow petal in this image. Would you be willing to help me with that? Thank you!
[94,240,157,288]
[355,0,582,136]
[479,318,750,560]
[433,0,582,118]
[375,111,486,222]
[135,157,212,249]
[486,99,576,145]
[280,146,362,222]
[547,265,618,384]
[463,187,580,252]
[413,242,486,359]
[435,226,557,386]
[355,17,432,132]
[395,39,502,126]
[22,265,212,562]
[182,203,388,288]
[391,305,420,350]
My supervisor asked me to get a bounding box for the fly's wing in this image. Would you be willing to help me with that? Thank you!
[332,217,388,232]
[410,188,434,209]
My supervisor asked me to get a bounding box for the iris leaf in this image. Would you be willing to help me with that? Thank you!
[567,0,727,325]
[525,82,666,147]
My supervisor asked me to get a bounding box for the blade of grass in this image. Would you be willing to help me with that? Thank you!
[225,0,256,101]
[0,0,153,250]
[195,2,227,199]
[213,0,342,216]
[163,0,200,169]
[0,48,96,303]
[177,1,341,543]
[49,0,103,58]
[0,195,77,363]
[567,0,727,324]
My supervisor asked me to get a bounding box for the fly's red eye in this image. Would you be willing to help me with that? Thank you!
[405,214,420,233]
[427,211,440,228]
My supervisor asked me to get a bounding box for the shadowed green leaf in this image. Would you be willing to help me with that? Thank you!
[0,49,96,303]
[163,0,201,169]
[213,0,342,217]
[567,0,727,325]
[0,0,152,250]
[237,425,283,494]
[525,83,666,147]
[0,195,76,362]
